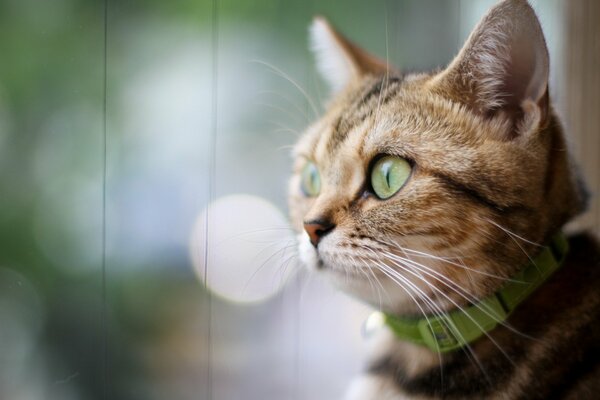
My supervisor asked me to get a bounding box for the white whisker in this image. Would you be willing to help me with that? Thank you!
[383,254,517,368]
[484,218,543,247]
[384,249,535,342]
[251,59,320,118]
[256,90,312,121]
[379,236,523,283]
[371,258,485,379]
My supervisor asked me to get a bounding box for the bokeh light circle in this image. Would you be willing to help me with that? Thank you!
[190,194,297,303]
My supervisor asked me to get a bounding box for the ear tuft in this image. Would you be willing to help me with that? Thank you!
[309,16,390,95]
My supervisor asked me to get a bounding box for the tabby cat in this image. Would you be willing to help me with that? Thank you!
[288,0,600,398]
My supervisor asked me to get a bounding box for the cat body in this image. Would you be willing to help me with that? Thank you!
[347,233,600,399]
[288,0,600,398]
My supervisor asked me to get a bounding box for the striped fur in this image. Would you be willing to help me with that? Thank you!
[288,1,599,398]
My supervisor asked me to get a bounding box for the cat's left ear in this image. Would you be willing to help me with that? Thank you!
[432,0,550,128]
[309,16,390,95]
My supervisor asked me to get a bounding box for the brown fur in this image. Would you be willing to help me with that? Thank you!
[288,1,599,399]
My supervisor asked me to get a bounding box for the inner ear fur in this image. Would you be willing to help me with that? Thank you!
[310,16,392,94]
[431,0,550,128]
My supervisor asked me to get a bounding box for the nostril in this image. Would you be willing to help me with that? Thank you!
[303,219,335,248]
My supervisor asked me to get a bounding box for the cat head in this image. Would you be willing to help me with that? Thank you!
[288,0,587,314]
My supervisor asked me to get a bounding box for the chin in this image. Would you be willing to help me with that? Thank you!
[296,233,413,314]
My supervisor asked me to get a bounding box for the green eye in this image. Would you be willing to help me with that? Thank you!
[370,155,411,199]
[300,161,321,197]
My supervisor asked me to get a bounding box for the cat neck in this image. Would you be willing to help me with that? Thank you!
[373,233,569,353]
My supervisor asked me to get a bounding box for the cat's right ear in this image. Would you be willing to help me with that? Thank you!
[309,16,389,95]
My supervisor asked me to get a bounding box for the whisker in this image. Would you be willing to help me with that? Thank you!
[271,128,303,137]
[362,247,484,377]
[276,253,300,288]
[483,218,543,247]
[373,260,495,380]
[268,120,303,137]
[243,240,297,291]
[396,245,525,283]
[364,243,516,367]
[258,101,306,126]
[251,59,319,118]
[298,267,316,305]
[256,89,312,122]
[371,259,486,380]
[382,254,518,367]
[384,250,535,342]
[350,255,388,311]
[365,236,532,340]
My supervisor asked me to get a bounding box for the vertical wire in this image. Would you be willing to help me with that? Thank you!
[457,0,462,51]
[293,39,304,400]
[293,269,301,400]
[293,2,314,396]
[204,0,219,399]
[293,270,300,400]
[101,0,108,399]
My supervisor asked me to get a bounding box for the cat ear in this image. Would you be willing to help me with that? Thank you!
[309,16,389,94]
[434,0,549,121]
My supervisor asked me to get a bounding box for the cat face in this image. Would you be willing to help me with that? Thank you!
[289,0,586,315]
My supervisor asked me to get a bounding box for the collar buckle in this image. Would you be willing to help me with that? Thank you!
[418,316,461,352]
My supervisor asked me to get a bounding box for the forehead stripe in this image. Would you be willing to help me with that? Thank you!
[358,76,403,108]
[324,76,403,154]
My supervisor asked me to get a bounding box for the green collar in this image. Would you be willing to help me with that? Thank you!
[377,233,569,353]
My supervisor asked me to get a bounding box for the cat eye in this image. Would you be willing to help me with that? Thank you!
[370,155,411,200]
[300,161,321,197]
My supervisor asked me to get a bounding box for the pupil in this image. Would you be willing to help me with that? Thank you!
[384,164,391,187]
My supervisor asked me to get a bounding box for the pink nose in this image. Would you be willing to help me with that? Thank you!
[303,220,335,247]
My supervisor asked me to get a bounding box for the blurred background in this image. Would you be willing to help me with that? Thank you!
[0,1,598,399]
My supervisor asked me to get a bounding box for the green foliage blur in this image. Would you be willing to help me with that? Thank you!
[0,2,211,399]
[0,1,563,399]
[0,0,481,398]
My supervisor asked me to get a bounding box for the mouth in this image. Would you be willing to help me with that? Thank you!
[297,233,388,280]
[316,258,326,269]
[315,250,382,279]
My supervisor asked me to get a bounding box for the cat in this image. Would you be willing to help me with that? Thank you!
[288,0,600,399]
